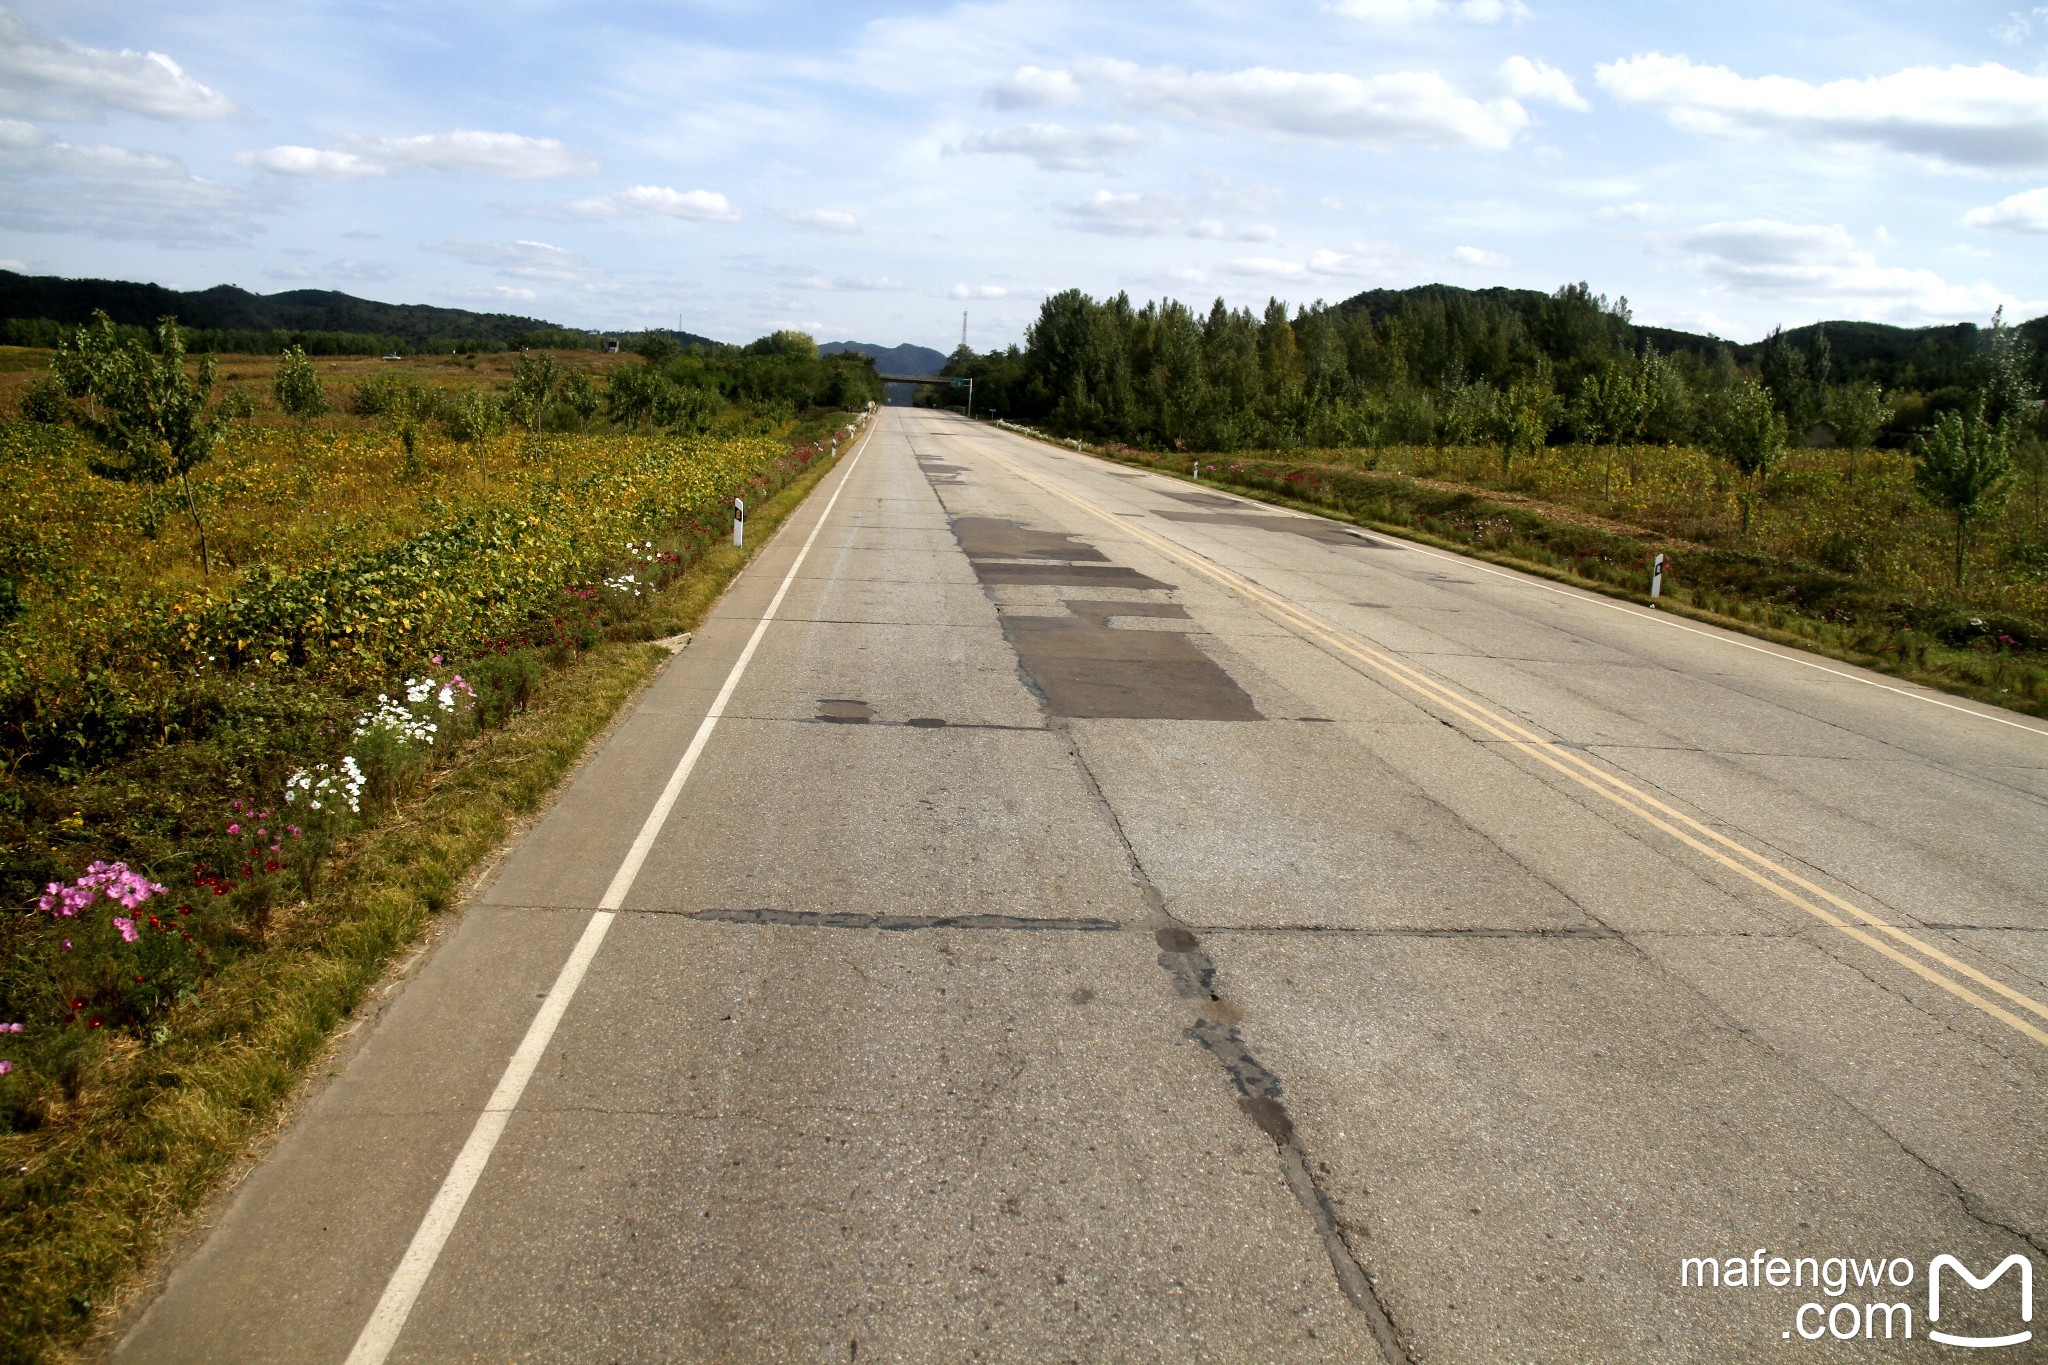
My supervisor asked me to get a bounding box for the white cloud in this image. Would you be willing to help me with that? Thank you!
[1962,186,2048,231]
[0,117,257,242]
[1226,247,1390,280]
[1060,189,1190,235]
[1500,56,1587,111]
[987,65,1082,109]
[330,258,395,282]
[454,285,540,303]
[950,283,1011,298]
[1994,7,2048,44]
[1057,189,1273,240]
[247,131,596,180]
[955,122,1151,171]
[1670,218,2029,324]
[1596,200,1670,222]
[423,237,601,286]
[0,11,235,121]
[239,146,383,180]
[0,258,26,272]
[1322,0,1530,22]
[830,275,908,291]
[1073,59,1530,149]
[787,208,860,233]
[1596,54,2048,172]
[1188,218,1278,241]
[544,185,739,221]
[1448,245,1511,267]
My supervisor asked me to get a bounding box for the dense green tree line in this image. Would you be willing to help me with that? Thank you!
[932,285,2042,458]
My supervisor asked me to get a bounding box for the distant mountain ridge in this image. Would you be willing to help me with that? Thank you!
[820,341,948,375]
[0,270,717,349]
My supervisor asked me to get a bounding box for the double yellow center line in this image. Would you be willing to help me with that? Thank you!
[976,439,2048,1051]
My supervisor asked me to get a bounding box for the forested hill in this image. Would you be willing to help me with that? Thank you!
[0,270,716,353]
[1333,282,2048,390]
[820,341,948,375]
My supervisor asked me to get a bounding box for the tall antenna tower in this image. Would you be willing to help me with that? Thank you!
[961,310,968,351]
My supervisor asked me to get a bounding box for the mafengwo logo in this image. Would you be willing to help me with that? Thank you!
[1679,1249,2034,1346]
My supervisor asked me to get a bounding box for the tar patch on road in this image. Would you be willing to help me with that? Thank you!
[916,456,969,485]
[1003,601,1260,721]
[817,698,873,724]
[951,515,1171,588]
[950,515,1258,721]
[1155,509,1396,548]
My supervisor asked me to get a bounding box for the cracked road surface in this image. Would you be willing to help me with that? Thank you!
[119,410,2048,1361]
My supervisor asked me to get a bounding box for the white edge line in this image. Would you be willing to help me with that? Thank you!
[1032,438,2048,743]
[343,419,875,1365]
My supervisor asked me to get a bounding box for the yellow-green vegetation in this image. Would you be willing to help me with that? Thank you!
[0,324,868,1356]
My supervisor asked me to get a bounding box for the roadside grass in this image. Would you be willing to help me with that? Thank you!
[1023,431,2048,721]
[0,433,850,1363]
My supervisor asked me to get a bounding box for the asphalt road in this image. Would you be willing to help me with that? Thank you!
[118,408,2048,1362]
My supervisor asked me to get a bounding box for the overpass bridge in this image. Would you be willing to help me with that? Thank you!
[876,371,972,413]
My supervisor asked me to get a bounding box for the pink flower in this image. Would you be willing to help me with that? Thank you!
[60,939,71,951]
[227,823,240,835]
[0,1061,12,1076]
[0,1023,20,1033]
[113,916,139,943]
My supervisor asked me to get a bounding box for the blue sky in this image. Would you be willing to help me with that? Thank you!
[2,1,2046,350]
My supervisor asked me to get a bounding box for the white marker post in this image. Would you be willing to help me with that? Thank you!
[733,497,745,548]
[1650,551,1665,601]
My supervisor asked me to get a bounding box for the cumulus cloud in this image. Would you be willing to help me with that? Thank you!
[1670,218,2027,324]
[1448,245,1511,268]
[540,185,739,221]
[830,275,909,291]
[1500,56,1587,111]
[950,283,1011,299]
[243,146,381,180]
[787,208,860,233]
[1962,186,2048,232]
[1322,0,1529,21]
[953,122,1152,171]
[1596,54,2048,172]
[1070,58,1530,149]
[987,65,1082,109]
[0,117,258,242]
[1225,247,1391,280]
[245,130,595,179]
[0,11,235,121]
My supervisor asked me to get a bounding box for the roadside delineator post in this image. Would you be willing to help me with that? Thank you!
[1650,551,1665,602]
[734,497,745,548]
